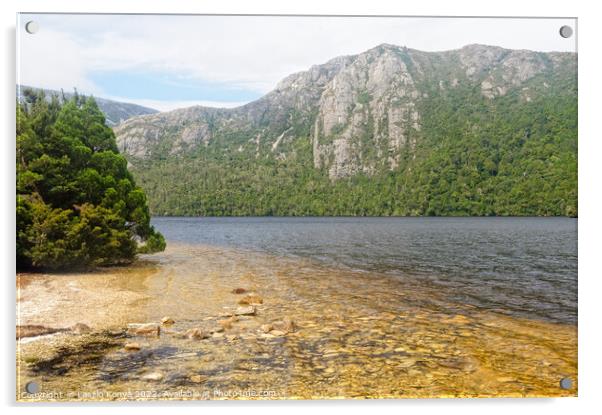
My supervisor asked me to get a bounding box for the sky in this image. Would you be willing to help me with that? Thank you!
[17,14,577,112]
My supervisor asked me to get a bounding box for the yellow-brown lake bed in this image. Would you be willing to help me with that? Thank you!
[17,242,577,401]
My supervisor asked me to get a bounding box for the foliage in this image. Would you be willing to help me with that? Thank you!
[16,90,165,270]
[129,69,577,218]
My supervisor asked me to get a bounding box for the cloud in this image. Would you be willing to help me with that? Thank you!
[18,14,576,110]
[18,26,101,94]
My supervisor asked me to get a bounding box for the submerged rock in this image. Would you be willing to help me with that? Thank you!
[442,314,471,325]
[127,323,160,337]
[238,293,263,305]
[124,342,141,351]
[496,376,516,383]
[17,325,68,339]
[161,317,175,325]
[141,371,164,381]
[23,332,122,377]
[98,346,178,382]
[396,358,417,368]
[438,357,479,372]
[260,324,273,333]
[190,374,208,383]
[218,316,238,330]
[183,328,210,340]
[106,328,127,338]
[164,371,190,386]
[235,306,256,316]
[272,317,296,333]
[70,323,92,334]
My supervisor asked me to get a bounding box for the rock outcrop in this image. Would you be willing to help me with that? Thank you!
[113,44,576,180]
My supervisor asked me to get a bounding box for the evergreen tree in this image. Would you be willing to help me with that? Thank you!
[16,90,165,270]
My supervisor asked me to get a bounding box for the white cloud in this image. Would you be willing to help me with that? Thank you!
[17,26,101,94]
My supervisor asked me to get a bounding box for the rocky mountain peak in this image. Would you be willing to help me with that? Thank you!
[114,44,576,180]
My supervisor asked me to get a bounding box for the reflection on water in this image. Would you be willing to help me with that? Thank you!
[17,238,577,400]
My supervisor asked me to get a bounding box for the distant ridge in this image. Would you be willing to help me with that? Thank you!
[17,85,159,126]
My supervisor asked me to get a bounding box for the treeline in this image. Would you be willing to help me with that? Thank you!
[17,90,165,270]
[130,73,577,218]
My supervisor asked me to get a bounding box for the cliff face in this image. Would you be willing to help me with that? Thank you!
[114,44,576,181]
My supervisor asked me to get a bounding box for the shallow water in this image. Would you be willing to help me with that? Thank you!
[153,217,578,324]
[17,221,577,400]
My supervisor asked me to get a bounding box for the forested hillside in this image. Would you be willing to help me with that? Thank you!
[114,44,577,217]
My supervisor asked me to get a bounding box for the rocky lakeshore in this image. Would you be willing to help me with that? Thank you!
[17,243,577,401]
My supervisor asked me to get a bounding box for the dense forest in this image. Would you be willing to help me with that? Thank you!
[130,71,577,217]
[16,90,165,270]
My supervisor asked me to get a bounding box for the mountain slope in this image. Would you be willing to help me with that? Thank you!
[113,44,577,216]
[18,85,158,126]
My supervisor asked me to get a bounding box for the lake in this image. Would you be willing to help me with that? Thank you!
[153,217,578,325]
[17,217,578,400]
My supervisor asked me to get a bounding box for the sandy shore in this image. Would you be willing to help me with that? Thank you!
[17,243,577,401]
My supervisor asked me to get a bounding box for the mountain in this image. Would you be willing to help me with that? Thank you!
[17,85,158,126]
[113,44,577,217]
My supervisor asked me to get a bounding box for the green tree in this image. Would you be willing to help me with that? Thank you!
[16,90,165,270]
